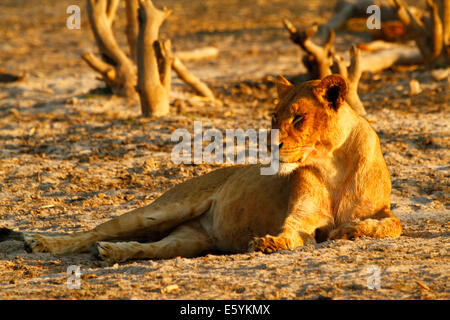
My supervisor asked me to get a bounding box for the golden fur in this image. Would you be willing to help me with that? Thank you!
[10,74,401,262]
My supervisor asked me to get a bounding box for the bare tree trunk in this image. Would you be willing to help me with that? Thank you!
[83,0,217,117]
[82,0,137,98]
[136,0,173,117]
[435,0,450,62]
[125,0,139,63]
[441,0,450,47]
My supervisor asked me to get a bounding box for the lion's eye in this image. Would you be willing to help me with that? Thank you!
[292,114,304,126]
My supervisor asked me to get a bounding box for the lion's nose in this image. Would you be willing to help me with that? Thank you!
[279,142,283,149]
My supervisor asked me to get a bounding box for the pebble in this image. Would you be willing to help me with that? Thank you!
[409,79,421,95]
[162,284,179,293]
[430,68,449,81]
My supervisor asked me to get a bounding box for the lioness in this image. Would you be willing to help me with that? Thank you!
[0,74,401,262]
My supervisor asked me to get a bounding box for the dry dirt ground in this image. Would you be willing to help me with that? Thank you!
[0,0,448,300]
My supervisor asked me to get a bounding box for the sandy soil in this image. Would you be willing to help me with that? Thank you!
[0,0,448,300]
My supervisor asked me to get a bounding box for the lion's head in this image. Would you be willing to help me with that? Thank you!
[272,74,351,169]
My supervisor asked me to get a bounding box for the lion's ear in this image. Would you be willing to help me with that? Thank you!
[313,74,348,111]
[276,75,293,99]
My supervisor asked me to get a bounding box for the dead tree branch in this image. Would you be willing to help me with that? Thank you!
[283,1,449,114]
[175,47,219,61]
[83,0,137,97]
[284,19,367,115]
[283,20,335,79]
[318,0,413,39]
[172,58,215,99]
[393,0,449,66]
[318,0,375,38]
[352,0,449,69]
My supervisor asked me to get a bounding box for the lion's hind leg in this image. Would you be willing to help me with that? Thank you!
[328,209,402,240]
[21,200,211,255]
[95,220,213,262]
[17,166,238,256]
[20,197,214,255]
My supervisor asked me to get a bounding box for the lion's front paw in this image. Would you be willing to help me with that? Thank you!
[249,235,295,253]
[328,222,361,240]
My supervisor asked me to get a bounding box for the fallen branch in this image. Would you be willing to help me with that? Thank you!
[359,46,423,73]
[175,47,219,61]
[357,39,410,52]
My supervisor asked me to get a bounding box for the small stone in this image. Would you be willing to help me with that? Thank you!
[409,79,421,95]
[66,97,78,105]
[162,284,179,293]
[431,68,449,81]
[372,74,381,81]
